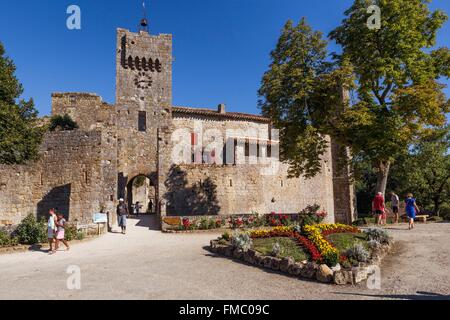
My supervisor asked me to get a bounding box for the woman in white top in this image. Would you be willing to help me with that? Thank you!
[47,209,57,254]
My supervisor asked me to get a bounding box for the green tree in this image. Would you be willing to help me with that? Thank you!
[0,42,42,164]
[48,114,79,132]
[258,18,331,178]
[329,0,449,194]
[390,128,449,215]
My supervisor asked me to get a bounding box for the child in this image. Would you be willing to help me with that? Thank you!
[55,213,70,251]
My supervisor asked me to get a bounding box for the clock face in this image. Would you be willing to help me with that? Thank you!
[134,72,153,89]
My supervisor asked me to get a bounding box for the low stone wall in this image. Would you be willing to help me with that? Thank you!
[209,239,394,285]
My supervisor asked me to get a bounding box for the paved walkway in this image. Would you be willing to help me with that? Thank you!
[0,217,449,300]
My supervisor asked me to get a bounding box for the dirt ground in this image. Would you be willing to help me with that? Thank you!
[0,217,448,300]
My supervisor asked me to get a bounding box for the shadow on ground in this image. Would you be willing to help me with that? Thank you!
[127,215,160,231]
[332,291,450,300]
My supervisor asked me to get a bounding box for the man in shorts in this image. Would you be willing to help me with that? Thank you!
[117,198,129,234]
[372,192,385,226]
[390,192,400,223]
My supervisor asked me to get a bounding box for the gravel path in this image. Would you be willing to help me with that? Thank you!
[0,217,448,300]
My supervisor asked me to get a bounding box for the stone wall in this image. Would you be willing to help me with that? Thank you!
[0,130,115,226]
[0,164,38,226]
[166,116,335,222]
[331,140,357,224]
[0,27,356,229]
[51,93,115,131]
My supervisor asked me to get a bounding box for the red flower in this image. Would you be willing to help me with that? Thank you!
[182,218,191,229]
[295,235,322,262]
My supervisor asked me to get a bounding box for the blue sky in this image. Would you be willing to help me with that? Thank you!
[0,0,449,116]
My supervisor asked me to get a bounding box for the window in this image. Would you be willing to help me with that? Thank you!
[191,133,198,146]
[138,111,146,131]
[245,140,250,157]
[138,111,147,132]
[191,133,198,163]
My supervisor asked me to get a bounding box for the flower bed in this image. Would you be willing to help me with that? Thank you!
[162,204,330,231]
[208,223,394,285]
[249,226,323,262]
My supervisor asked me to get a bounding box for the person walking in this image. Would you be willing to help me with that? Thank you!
[390,192,400,223]
[117,198,129,234]
[55,213,70,251]
[405,193,420,230]
[47,209,57,254]
[372,192,385,226]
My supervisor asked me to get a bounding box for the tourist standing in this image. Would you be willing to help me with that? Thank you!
[47,209,57,254]
[149,199,154,214]
[135,201,141,215]
[55,213,70,251]
[117,198,129,234]
[405,193,420,230]
[390,192,400,223]
[372,192,385,226]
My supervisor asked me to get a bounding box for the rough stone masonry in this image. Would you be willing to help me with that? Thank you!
[0,26,356,229]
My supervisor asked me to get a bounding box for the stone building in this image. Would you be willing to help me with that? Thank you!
[0,27,356,229]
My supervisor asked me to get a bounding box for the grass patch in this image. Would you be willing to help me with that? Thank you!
[327,233,368,253]
[252,237,308,262]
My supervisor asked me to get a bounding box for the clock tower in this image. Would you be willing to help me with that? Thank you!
[115,27,173,216]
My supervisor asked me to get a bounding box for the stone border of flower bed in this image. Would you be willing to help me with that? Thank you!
[208,238,394,285]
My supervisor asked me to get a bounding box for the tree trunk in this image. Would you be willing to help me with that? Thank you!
[375,160,390,196]
[433,198,441,217]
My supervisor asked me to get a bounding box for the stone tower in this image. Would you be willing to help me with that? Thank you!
[115,28,173,216]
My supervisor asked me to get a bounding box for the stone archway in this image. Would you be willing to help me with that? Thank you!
[126,174,157,216]
[124,174,160,231]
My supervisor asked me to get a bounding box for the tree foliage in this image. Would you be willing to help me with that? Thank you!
[259,1,449,196]
[329,0,449,193]
[390,128,450,214]
[258,18,331,178]
[0,42,43,164]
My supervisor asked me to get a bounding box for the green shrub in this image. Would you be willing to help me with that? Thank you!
[231,232,252,252]
[364,228,391,244]
[199,218,209,230]
[298,204,327,226]
[440,204,450,221]
[14,214,47,245]
[323,251,339,267]
[0,231,19,246]
[76,231,85,241]
[49,114,79,131]
[271,242,282,257]
[346,243,370,263]
[64,224,78,241]
[208,219,217,229]
[221,231,231,241]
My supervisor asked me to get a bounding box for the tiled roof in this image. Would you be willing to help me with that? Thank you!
[172,106,271,123]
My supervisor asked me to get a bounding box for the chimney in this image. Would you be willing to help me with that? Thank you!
[218,103,226,114]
